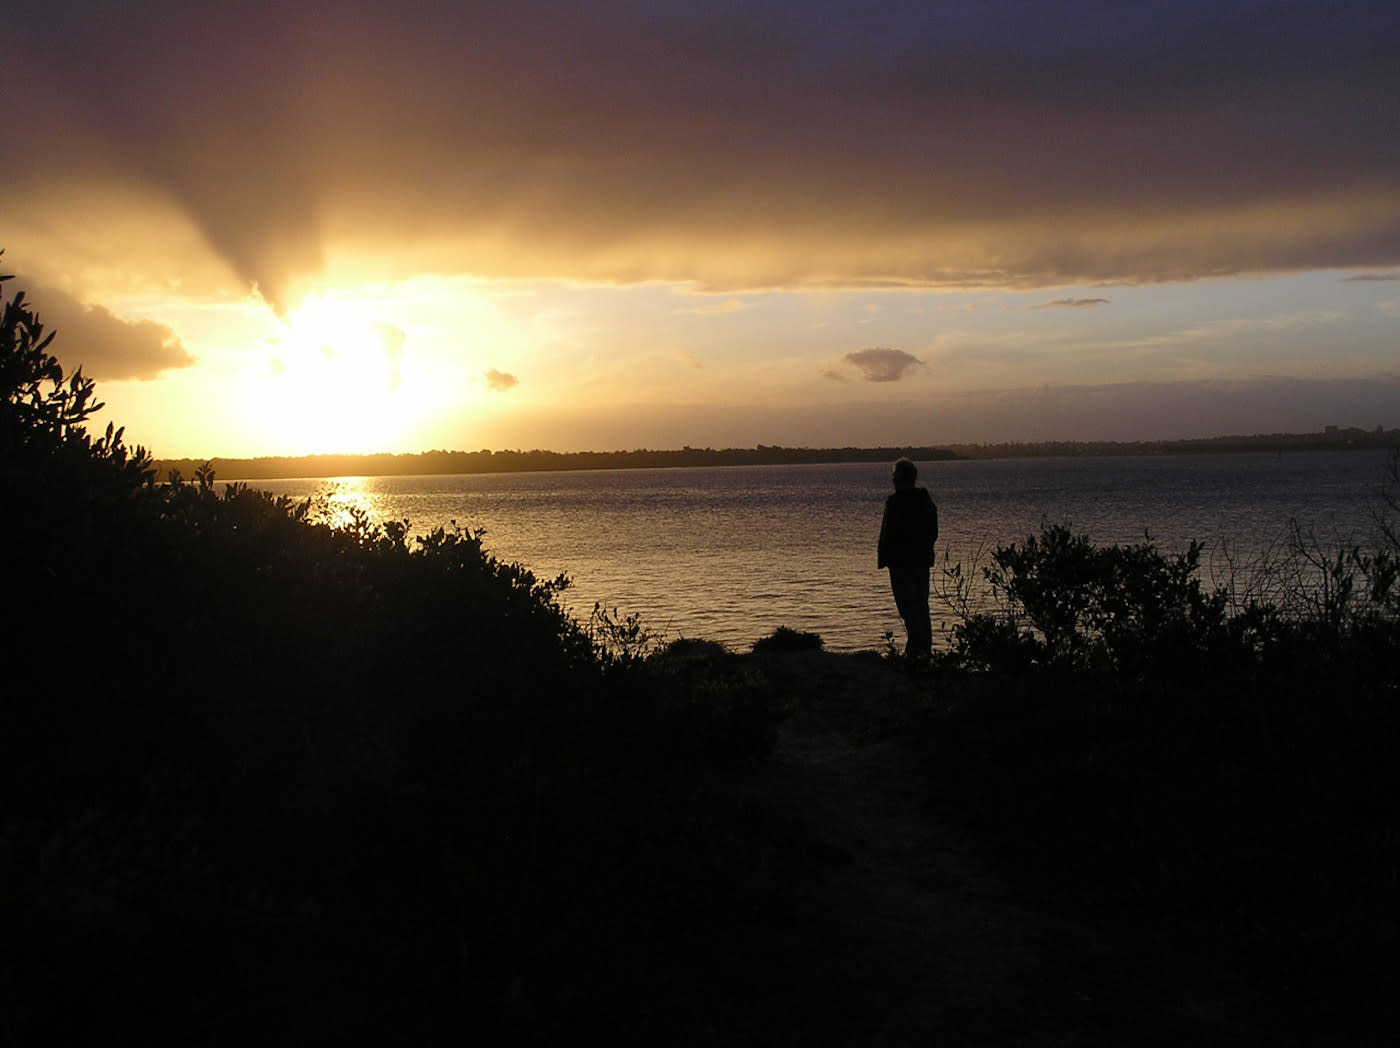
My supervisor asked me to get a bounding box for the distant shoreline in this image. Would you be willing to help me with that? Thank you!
[154,426,1399,482]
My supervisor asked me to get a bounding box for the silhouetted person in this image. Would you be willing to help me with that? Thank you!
[878,458,939,657]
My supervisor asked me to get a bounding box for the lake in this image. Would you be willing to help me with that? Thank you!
[233,450,1396,652]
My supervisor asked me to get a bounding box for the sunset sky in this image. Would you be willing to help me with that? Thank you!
[5,0,1398,458]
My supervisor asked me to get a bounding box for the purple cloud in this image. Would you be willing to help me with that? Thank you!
[842,348,923,383]
[1032,297,1110,309]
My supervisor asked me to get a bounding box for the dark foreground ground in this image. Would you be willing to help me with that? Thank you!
[678,648,1397,1046]
[10,647,1394,1045]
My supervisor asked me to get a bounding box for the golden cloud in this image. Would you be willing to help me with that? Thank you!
[484,369,519,392]
[16,283,194,381]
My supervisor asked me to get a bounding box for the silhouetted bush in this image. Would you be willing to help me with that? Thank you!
[643,639,791,762]
[751,625,825,653]
[1,270,801,1043]
[917,515,1400,1040]
[946,524,1231,675]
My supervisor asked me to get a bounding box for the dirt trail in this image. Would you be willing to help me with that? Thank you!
[726,650,1096,1046]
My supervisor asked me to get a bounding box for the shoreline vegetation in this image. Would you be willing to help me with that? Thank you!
[6,269,1399,1041]
[154,425,1400,482]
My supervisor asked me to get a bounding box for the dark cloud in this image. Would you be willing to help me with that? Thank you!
[484,369,519,392]
[842,348,923,383]
[1341,272,1400,282]
[5,1,1399,303]
[18,283,194,380]
[1032,298,1111,310]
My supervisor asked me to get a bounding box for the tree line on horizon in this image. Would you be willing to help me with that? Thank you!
[153,443,961,480]
[153,426,1400,481]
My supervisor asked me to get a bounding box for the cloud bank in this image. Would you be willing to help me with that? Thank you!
[4,0,1398,311]
[17,283,193,380]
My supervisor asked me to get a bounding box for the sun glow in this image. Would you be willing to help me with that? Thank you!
[249,293,417,455]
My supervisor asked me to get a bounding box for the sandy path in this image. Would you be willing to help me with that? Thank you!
[721,650,1095,1046]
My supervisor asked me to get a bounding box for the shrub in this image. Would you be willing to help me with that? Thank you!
[919,514,1400,1042]
[630,638,790,763]
[0,268,794,1042]
[953,523,1229,675]
[751,625,824,653]
[0,261,152,491]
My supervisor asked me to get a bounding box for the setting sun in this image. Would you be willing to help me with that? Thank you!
[248,293,414,454]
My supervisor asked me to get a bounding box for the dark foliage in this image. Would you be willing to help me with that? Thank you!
[917,519,1400,1039]
[644,639,794,762]
[950,524,1231,674]
[2,271,799,1043]
[751,626,825,653]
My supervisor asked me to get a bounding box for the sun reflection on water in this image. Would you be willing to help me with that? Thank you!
[306,477,394,533]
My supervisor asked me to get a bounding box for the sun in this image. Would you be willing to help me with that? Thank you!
[249,292,414,455]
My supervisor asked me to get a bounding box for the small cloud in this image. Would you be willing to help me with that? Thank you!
[1341,272,1400,283]
[484,368,519,392]
[821,368,849,382]
[1031,297,1111,310]
[841,347,924,383]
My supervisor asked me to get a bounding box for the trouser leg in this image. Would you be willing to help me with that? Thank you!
[889,566,931,656]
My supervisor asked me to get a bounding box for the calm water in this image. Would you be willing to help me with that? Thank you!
[236,451,1395,652]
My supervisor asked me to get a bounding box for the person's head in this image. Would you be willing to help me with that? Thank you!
[891,458,917,490]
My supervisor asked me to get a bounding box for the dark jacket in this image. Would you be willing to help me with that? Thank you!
[878,487,939,569]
